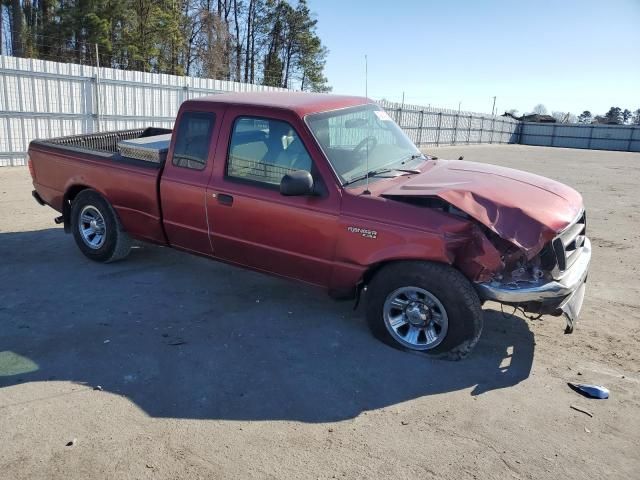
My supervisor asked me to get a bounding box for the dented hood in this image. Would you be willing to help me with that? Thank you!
[381,159,583,254]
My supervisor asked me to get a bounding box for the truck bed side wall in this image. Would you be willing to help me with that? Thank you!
[30,146,166,245]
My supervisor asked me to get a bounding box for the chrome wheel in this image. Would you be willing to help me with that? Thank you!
[78,205,106,249]
[383,286,449,350]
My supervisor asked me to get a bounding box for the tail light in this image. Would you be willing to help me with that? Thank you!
[27,153,35,180]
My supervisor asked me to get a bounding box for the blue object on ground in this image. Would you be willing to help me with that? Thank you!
[568,382,610,399]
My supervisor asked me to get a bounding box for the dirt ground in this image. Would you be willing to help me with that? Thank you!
[0,145,638,480]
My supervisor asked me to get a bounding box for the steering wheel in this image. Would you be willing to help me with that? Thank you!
[353,136,378,157]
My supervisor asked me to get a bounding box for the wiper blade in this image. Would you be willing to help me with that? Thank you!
[343,167,420,187]
[401,153,425,163]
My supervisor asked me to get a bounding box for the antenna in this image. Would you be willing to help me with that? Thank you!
[364,54,371,195]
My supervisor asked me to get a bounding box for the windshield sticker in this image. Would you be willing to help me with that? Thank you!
[374,110,392,121]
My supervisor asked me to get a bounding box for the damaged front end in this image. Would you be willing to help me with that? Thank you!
[474,211,590,333]
[385,194,590,333]
[379,158,591,332]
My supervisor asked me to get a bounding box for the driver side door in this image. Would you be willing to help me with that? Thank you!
[206,109,341,287]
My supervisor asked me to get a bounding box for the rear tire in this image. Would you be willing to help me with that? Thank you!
[71,189,131,263]
[365,261,483,360]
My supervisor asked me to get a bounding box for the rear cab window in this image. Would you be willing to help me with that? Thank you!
[172,112,216,170]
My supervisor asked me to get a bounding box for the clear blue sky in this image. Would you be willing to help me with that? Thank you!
[308,0,640,116]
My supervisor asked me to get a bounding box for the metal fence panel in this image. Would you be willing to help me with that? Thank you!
[519,122,640,152]
[2,55,639,166]
[0,55,290,166]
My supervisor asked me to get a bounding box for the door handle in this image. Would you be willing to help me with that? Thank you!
[216,193,234,206]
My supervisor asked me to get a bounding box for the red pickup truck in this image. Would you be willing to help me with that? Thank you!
[28,92,591,359]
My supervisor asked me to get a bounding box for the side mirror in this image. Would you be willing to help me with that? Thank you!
[280,170,314,196]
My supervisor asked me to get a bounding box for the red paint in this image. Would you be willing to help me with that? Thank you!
[29,92,584,294]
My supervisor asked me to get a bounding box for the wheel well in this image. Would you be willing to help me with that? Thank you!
[62,185,91,232]
[361,258,459,287]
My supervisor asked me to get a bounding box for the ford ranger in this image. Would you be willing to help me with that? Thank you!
[28,92,591,359]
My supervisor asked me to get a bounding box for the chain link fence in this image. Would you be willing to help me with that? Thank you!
[378,99,520,147]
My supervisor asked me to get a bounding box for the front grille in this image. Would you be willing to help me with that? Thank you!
[552,211,587,276]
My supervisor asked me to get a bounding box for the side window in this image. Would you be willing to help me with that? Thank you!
[227,116,313,186]
[172,112,215,170]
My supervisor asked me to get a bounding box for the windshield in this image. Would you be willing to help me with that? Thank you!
[306,104,423,186]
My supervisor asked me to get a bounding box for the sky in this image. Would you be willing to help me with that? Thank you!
[307,0,640,116]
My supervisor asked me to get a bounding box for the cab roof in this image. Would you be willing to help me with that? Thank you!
[186,91,373,117]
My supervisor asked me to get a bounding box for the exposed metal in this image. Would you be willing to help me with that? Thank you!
[475,237,591,303]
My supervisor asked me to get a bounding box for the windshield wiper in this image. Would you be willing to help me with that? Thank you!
[401,153,425,163]
[343,167,420,187]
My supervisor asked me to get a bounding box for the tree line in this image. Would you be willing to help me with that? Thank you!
[0,0,330,91]
[510,104,640,125]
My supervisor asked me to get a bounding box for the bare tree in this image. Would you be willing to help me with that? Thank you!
[551,111,576,123]
[532,104,548,115]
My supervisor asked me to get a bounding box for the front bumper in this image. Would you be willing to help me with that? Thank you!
[475,237,591,332]
[475,237,591,304]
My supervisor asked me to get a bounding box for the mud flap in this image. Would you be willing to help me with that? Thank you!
[560,280,587,334]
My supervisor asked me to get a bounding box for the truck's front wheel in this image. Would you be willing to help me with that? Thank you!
[71,190,132,263]
[365,261,483,360]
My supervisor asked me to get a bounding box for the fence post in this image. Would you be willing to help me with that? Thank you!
[551,123,557,147]
[489,116,495,144]
[417,110,424,147]
[479,117,484,143]
[518,122,524,145]
[436,112,442,146]
[626,127,634,152]
[452,112,459,145]
[83,77,95,134]
[587,125,594,149]
[467,115,472,144]
[1,65,16,164]
[182,76,189,105]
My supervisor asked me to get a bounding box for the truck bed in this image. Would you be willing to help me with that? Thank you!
[29,128,172,245]
[31,127,172,169]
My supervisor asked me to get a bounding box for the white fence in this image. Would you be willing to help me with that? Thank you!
[520,122,640,152]
[0,55,524,167]
[5,56,635,167]
[0,55,288,166]
[379,100,520,146]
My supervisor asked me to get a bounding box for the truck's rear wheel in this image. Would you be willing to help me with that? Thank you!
[365,261,483,360]
[71,190,131,263]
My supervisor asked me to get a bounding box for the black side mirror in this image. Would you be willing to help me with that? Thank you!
[280,170,314,196]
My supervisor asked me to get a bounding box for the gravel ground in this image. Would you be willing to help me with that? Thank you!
[0,145,638,479]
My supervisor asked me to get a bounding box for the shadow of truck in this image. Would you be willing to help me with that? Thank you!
[0,228,534,422]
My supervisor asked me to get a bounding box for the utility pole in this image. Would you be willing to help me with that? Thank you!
[491,96,497,116]
[364,55,368,98]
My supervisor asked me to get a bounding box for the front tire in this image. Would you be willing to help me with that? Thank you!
[71,189,132,263]
[365,261,483,360]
